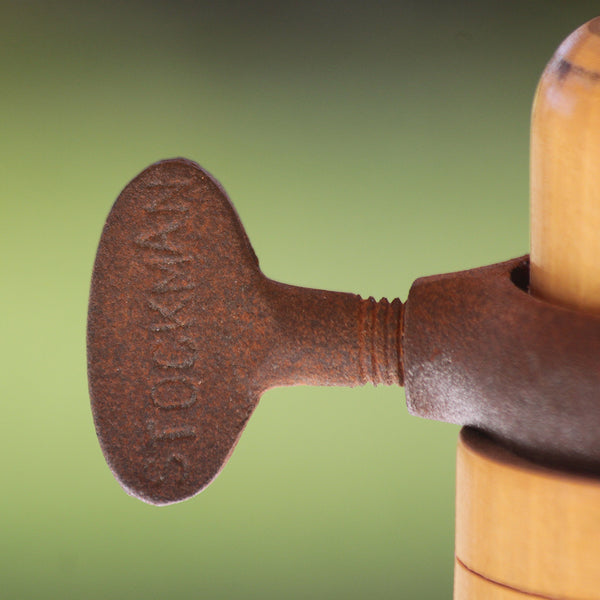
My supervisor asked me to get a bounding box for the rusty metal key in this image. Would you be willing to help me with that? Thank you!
[89,157,600,506]
[88,158,403,505]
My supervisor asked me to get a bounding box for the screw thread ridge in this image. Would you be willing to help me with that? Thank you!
[358,296,404,386]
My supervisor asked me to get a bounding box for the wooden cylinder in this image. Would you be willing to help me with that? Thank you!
[454,17,600,599]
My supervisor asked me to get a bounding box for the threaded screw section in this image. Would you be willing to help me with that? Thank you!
[358,296,404,386]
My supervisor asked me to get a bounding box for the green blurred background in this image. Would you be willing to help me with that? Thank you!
[2,1,598,598]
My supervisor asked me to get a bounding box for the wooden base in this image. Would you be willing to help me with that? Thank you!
[454,428,600,600]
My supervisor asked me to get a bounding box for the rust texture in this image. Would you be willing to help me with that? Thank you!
[87,159,402,505]
[89,159,600,506]
[404,257,600,473]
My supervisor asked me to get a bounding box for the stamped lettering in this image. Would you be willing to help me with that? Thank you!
[146,296,194,331]
[152,337,197,369]
[145,256,195,294]
[142,453,187,485]
[151,377,198,409]
[134,222,185,253]
[134,179,200,481]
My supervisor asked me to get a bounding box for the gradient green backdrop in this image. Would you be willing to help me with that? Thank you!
[2,2,598,598]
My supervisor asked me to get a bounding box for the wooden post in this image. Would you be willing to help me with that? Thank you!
[454,18,600,599]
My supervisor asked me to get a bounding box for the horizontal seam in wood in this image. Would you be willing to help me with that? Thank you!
[456,557,571,600]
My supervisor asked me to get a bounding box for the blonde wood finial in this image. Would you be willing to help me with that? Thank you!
[531,16,600,311]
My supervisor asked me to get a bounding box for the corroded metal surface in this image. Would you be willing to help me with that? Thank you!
[89,159,600,506]
[404,257,600,473]
[88,159,402,505]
